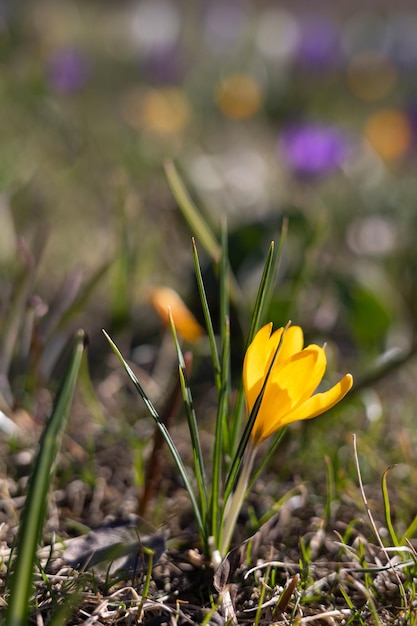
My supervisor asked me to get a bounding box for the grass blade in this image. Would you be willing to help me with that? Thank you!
[211,222,231,544]
[167,313,209,526]
[192,238,221,393]
[247,427,287,492]
[228,226,287,456]
[103,330,208,551]
[381,466,399,547]
[247,219,288,348]
[0,255,36,386]
[401,514,417,545]
[51,261,112,336]
[6,330,86,626]
[164,161,242,307]
[164,160,221,263]
[211,316,230,544]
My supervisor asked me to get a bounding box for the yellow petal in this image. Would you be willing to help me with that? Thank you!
[243,324,305,414]
[252,373,352,442]
[243,323,282,412]
[251,346,326,441]
[278,373,354,428]
[275,346,326,404]
[275,325,304,365]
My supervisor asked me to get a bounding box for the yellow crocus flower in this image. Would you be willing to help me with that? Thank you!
[244,323,353,443]
[220,322,353,557]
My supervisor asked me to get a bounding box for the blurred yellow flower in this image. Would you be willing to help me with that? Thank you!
[215,73,263,120]
[121,87,190,136]
[364,108,412,160]
[244,323,353,444]
[150,286,204,342]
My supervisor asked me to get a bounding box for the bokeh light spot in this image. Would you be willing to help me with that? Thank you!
[278,123,348,176]
[388,13,417,66]
[121,87,190,136]
[46,48,90,93]
[204,1,248,49]
[131,0,181,53]
[347,51,397,101]
[342,13,391,56]
[347,216,397,256]
[215,73,263,120]
[364,109,412,160]
[255,8,300,62]
[297,15,341,68]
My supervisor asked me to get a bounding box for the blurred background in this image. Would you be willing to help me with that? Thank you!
[3,1,417,322]
[3,0,417,527]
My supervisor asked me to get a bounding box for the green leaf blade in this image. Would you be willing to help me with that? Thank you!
[6,330,86,626]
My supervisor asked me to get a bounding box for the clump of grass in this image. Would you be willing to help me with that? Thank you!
[5,330,85,626]
[103,229,284,563]
[106,165,352,574]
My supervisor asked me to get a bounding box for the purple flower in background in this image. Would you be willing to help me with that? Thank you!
[141,44,183,84]
[46,49,90,93]
[278,123,348,177]
[297,16,342,68]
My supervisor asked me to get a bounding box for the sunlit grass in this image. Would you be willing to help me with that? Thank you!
[3,3,417,623]
[104,227,289,563]
[2,169,417,624]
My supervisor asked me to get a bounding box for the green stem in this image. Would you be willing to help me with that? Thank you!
[220,442,257,557]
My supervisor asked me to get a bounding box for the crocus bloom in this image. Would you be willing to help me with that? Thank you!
[215,73,263,120]
[220,321,352,557]
[142,44,183,83]
[244,323,353,443]
[150,286,204,342]
[133,87,191,136]
[278,123,348,176]
[297,16,342,69]
[364,108,412,160]
[46,48,90,93]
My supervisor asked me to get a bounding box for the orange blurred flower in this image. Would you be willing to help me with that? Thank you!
[150,287,204,342]
[364,108,412,160]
